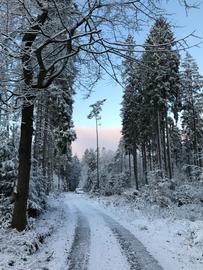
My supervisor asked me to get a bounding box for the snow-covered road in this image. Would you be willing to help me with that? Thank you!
[65,193,163,270]
[2,192,202,270]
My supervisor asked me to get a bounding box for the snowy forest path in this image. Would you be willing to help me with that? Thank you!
[67,208,90,270]
[66,193,163,270]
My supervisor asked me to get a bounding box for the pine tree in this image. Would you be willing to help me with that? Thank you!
[167,117,183,173]
[181,52,203,170]
[68,155,81,191]
[121,35,141,189]
[142,16,180,178]
[82,149,97,192]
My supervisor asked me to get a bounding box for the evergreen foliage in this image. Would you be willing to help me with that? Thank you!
[121,16,183,186]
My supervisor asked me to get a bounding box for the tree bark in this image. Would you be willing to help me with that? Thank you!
[162,118,167,175]
[11,104,34,231]
[42,94,49,179]
[11,4,48,231]
[128,151,131,177]
[96,117,99,189]
[192,106,199,166]
[148,142,152,171]
[132,143,139,190]
[165,108,172,179]
[157,110,163,177]
[142,144,148,184]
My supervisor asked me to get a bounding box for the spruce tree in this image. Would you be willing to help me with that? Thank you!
[142,16,180,178]
[121,35,142,189]
[181,52,203,169]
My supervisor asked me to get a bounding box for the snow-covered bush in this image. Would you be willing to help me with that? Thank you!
[0,195,13,228]
[83,170,97,192]
[173,183,203,205]
[68,155,81,191]
[139,172,178,208]
[100,172,130,196]
[0,160,17,197]
[28,166,47,218]
[81,149,97,192]
[183,165,203,182]
[0,136,18,228]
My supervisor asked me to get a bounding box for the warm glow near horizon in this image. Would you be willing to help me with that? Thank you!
[72,126,121,158]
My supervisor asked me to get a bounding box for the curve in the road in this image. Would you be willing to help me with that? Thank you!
[67,208,91,270]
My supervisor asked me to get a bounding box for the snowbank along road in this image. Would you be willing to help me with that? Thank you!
[65,193,163,270]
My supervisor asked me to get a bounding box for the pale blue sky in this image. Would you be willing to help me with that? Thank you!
[72,1,203,156]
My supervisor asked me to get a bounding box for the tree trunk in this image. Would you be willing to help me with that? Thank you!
[165,108,172,179]
[132,143,139,190]
[199,148,202,168]
[11,104,34,231]
[192,107,199,166]
[162,119,167,175]
[142,144,148,184]
[42,94,49,179]
[33,96,43,167]
[128,151,131,177]
[96,117,99,189]
[11,4,48,231]
[157,110,163,177]
[148,142,152,171]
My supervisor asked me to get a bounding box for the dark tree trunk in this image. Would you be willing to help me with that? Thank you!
[165,108,172,179]
[42,95,49,179]
[12,104,34,231]
[142,144,148,185]
[192,107,199,166]
[11,5,48,231]
[162,119,167,175]
[157,110,163,177]
[132,143,139,190]
[33,96,43,166]
[187,149,191,178]
[199,148,202,167]
[128,151,131,177]
[96,117,100,189]
[148,142,152,171]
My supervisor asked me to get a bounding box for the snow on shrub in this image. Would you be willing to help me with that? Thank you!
[100,172,130,196]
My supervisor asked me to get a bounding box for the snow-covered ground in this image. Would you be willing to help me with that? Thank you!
[0,194,78,270]
[83,192,203,270]
[0,192,203,270]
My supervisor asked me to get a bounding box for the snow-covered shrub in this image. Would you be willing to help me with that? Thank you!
[0,136,18,195]
[0,195,13,228]
[0,137,18,228]
[140,173,177,208]
[83,170,97,192]
[68,155,81,191]
[0,160,17,197]
[28,166,47,217]
[183,165,203,182]
[184,221,203,248]
[122,188,140,201]
[100,172,130,196]
[81,148,97,192]
[173,183,203,206]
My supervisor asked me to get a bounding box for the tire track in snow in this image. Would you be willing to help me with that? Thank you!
[102,213,163,270]
[67,208,90,270]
